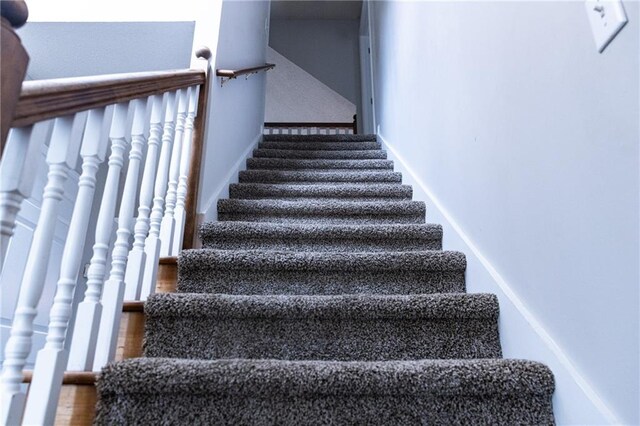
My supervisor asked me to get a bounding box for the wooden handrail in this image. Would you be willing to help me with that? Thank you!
[264,122,354,128]
[216,63,275,79]
[12,69,206,128]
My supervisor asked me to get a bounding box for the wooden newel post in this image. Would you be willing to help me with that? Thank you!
[182,46,211,250]
[0,0,29,155]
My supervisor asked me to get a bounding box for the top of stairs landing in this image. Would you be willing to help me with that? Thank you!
[263,134,377,142]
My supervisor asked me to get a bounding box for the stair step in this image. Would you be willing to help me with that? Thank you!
[246,158,393,170]
[200,222,441,251]
[229,183,413,201]
[217,199,426,224]
[96,358,555,425]
[259,141,382,151]
[144,293,500,361]
[263,134,377,142]
[253,148,387,160]
[177,249,465,294]
[239,170,402,184]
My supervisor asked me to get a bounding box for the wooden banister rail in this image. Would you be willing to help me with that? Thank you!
[264,117,358,135]
[13,70,206,128]
[216,63,275,85]
[0,39,212,423]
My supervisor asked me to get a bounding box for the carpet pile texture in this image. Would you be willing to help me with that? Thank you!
[96,133,555,425]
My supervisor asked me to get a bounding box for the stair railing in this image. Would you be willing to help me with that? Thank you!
[264,115,358,136]
[0,13,212,422]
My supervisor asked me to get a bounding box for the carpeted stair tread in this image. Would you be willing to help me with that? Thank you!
[253,148,388,160]
[217,199,425,224]
[239,169,402,183]
[96,358,555,425]
[263,133,377,142]
[259,141,382,151]
[228,183,413,201]
[246,158,393,170]
[144,293,501,360]
[200,222,441,251]
[177,249,465,294]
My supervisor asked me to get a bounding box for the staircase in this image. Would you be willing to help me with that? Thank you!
[95,133,555,424]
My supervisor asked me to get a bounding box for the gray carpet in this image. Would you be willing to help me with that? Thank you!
[96,133,555,424]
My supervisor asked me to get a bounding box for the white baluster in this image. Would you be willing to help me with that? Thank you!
[172,86,199,255]
[0,123,50,271]
[22,107,113,425]
[0,113,85,425]
[159,89,189,256]
[123,95,165,300]
[67,103,130,371]
[92,99,148,371]
[139,91,177,300]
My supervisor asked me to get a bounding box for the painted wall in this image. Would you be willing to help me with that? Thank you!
[368,1,639,424]
[265,46,356,122]
[269,19,361,124]
[197,0,270,220]
[17,22,195,79]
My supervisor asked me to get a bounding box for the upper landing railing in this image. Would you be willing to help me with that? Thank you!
[0,5,212,423]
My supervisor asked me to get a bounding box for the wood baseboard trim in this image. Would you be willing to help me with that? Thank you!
[23,370,97,385]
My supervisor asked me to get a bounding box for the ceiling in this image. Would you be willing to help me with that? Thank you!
[270,0,362,20]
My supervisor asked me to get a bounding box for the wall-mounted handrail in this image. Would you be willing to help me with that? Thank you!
[216,63,275,85]
[13,70,206,128]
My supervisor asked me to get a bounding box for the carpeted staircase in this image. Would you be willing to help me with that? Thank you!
[95,134,555,424]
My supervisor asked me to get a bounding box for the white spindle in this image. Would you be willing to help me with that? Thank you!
[67,103,130,371]
[92,99,147,370]
[123,95,165,300]
[0,123,50,271]
[159,89,189,256]
[22,107,113,425]
[172,87,199,255]
[139,91,177,300]
[0,113,86,425]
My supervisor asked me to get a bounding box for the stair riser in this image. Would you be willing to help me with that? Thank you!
[218,213,426,225]
[96,394,554,426]
[238,170,402,183]
[145,317,499,361]
[246,158,393,170]
[178,270,464,294]
[253,149,388,159]
[202,238,442,252]
[228,184,412,200]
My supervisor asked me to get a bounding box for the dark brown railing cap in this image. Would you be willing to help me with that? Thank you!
[195,46,212,61]
[1,0,29,28]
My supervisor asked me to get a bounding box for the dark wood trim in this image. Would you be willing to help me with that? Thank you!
[264,122,354,129]
[159,256,177,265]
[216,63,275,80]
[183,74,210,250]
[0,18,29,155]
[352,114,358,134]
[23,371,97,385]
[12,69,205,128]
[122,301,144,312]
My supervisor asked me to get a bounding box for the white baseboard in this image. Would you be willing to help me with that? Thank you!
[378,132,620,426]
[200,132,263,221]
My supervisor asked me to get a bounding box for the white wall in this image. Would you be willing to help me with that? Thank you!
[368,1,639,424]
[198,0,270,220]
[269,19,361,123]
[265,47,356,122]
[17,22,195,79]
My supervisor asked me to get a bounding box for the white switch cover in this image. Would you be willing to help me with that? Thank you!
[585,0,628,52]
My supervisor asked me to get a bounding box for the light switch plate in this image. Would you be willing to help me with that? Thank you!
[585,0,628,53]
